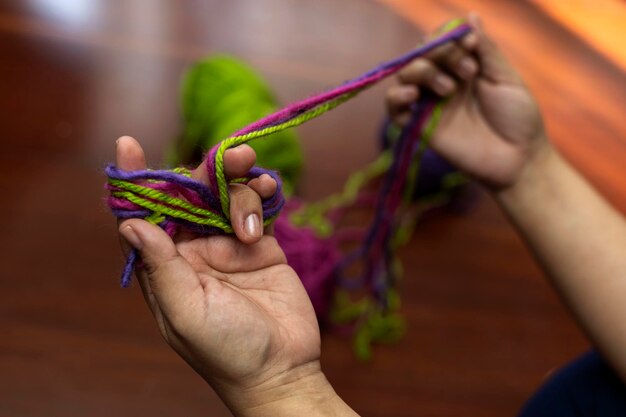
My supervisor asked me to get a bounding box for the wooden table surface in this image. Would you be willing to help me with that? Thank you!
[1,1,624,416]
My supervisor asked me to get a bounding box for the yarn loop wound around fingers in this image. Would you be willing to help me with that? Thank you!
[106,19,472,337]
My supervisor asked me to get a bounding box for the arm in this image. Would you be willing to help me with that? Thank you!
[115,136,358,416]
[388,13,626,381]
[498,141,626,381]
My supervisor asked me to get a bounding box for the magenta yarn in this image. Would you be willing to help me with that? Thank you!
[273,201,342,317]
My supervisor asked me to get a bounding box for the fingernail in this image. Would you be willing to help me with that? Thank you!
[121,225,143,249]
[458,57,477,79]
[245,213,261,238]
[434,74,455,95]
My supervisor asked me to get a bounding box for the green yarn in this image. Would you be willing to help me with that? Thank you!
[108,167,275,234]
[212,91,359,217]
[290,151,393,237]
[109,178,233,228]
[331,289,406,361]
[402,100,445,201]
[169,55,304,195]
[149,22,470,361]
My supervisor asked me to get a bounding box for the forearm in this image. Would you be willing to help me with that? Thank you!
[496,139,626,380]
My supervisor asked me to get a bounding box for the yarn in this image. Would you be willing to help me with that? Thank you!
[168,55,304,195]
[380,118,465,199]
[273,200,343,316]
[107,20,472,356]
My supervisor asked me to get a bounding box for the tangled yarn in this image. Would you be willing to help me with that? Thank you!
[107,21,472,355]
[168,55,304,195]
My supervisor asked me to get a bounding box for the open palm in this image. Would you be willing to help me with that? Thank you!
[146,235,320,385]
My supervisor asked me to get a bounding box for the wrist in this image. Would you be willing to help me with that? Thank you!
[215,361,358,417]
[495,135,558,209]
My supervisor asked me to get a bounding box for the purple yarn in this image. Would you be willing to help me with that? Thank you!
[107,164,284,221]
[334,95,435,290]
[354,24,470,81]
[248,167,285,216]
[107,162,285,286]
[230,24,471,137]
[413,150,457,197]
[111,209,152,219]
[106,164,222,212]
[380,118,458,199]
[121,248,139,288]
[107,23,473,299]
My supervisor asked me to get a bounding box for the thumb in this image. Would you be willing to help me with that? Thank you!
[467,12,521,85]
[119,219,203,321]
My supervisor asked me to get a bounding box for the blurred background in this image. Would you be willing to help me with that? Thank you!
[0,0,624,416]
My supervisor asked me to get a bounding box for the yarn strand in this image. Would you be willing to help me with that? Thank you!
[106,21,471,289]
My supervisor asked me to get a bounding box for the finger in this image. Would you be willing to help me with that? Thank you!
[425,41,479,81]
[247,174,278,236]
[398,58,456,97]
[386,84,419,127]
[193,144,256,185]
[119,219,204,324]
[115,136,148,257]
[114,136,162,313]
[386,84,419,120]
[228,183,263,244]
[431,18,479,52]
[224,144,256,178]
[467,12,521,84]
[247,173,278,200]
[135,269,160,315]
[116,136,147,171]
[461,31,478,51]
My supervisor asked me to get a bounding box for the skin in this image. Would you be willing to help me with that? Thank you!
[388,13,626,383]
[117,12,626,416]
[116,137,358,416]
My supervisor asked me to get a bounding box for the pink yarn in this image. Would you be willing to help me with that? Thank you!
[273,201,342,318]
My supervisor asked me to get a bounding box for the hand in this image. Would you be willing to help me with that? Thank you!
[388,14,626,385]
[387,13,547,190]
[115,136,356,416]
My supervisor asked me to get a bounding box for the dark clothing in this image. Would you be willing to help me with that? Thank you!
[519,351,626,416]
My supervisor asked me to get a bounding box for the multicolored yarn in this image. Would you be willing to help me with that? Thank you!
[107,21,472,354]
[169,55,304,195]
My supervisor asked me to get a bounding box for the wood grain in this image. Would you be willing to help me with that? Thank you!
[1,1,614,416]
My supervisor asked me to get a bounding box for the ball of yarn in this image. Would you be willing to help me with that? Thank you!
[169,55,304,195]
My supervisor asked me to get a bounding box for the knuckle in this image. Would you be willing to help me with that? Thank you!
[228,183,248,198]
[445,47,466,67]
[229,183,261,209]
